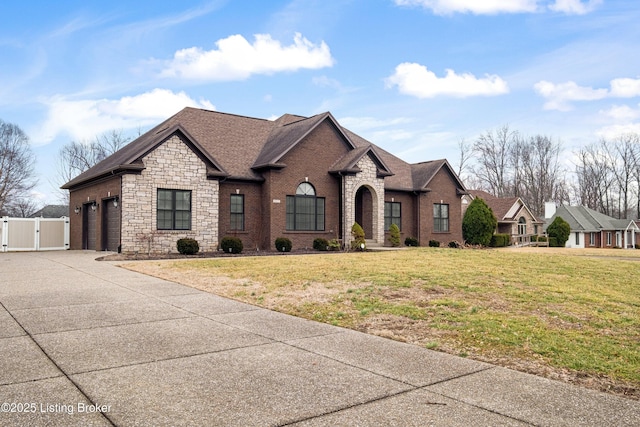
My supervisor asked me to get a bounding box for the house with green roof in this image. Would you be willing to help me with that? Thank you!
[543,203,638,249]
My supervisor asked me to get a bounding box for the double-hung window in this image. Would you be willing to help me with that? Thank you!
[230,194,244,231]
[384,202,401,231]
[157,189,191,230]
[286,182,325,231]
[433,203,449,232]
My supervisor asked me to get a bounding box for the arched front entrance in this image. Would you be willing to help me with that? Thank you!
[355,186,373,238]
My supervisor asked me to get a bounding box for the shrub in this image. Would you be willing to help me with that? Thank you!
[388,223,401,247]
[489,233,510,247]
[448,241,460,248]
[176,238,199,255]
[220,236,243,254]
[537,236,548,242]
[635,243,640,250]
[531,235,538,242]
[547,216,570,248]
[275,237,292,252]
[328,239,341,251]
[462,197,497,246]
[405,237,419,247]
[429,240,440,247]
[351,222,366,250]
[548,237,558,247]
[313,237,329,251]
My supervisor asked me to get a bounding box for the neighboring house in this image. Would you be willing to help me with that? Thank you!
[62,107,468,253]
[463,190,542,245]
[29,205,69,218]
[544,203,638,249]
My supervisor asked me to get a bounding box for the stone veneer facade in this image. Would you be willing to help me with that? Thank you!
[342,155,385,245]
[120,135,219,254]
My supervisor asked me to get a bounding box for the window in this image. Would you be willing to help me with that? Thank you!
[230,194,244,231]
[607,232,612,246]
[575,232,580,245]
[384,202,401,231]
[590,232,596,246]
[286,182,325,231]
[157,189,191,230]
[518,217,527,235]
[433,203,449,232]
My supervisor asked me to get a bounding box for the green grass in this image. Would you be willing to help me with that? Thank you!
[124,247,640,394]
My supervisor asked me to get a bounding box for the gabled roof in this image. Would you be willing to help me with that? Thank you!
[411,159,467,193]
[62,107,466,193]
[329,145,393,177]
[253,112,355,169]
[546,205,639,232]
[468,190,540,223]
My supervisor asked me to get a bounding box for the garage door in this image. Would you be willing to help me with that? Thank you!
[85,204,96,250]
[104,200,120,252]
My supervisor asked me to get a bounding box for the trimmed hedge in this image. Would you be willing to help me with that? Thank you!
[177,238,199,255]
[429,240,440,247]
[275,237,292,252]
[405,237,419,247]
[351,222,366,250]
[313,238,329,251]
[489,233,510,247]
[220,236,243,254]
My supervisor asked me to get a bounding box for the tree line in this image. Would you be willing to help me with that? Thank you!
[457,125,640,220]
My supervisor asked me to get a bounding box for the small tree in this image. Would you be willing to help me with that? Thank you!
[462,197,497,246]
[351,222,366,250]
[546,216,570,247]
[388,223,401,247]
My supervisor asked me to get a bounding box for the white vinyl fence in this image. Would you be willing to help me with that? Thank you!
[1,217,70,252]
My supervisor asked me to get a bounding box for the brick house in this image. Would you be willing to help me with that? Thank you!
[463,190,543,245]
[62,108,467,253]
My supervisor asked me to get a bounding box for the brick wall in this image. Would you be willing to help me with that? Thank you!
[383,190,416,246]
[420,167,463,245]
[120,135,219,254]
[68,177,120,250]
[218,181,263,251]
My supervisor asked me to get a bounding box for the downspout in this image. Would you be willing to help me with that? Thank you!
[413,191,420,244]
[338,172,344,246]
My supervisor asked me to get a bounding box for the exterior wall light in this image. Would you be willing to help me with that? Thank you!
[91,202,97,211]
[113,197,119,208]
[74,205,81,215]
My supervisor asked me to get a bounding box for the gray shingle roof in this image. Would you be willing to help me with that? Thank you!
[546,205,636,232]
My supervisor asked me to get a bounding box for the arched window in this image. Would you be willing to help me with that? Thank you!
[286,182,325,231]
[518,217,527,235]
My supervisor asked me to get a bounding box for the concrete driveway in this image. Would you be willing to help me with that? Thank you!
[1,251,638,426]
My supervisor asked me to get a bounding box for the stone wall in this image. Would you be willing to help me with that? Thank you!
[120,135,219,254]
[343,155,385,245]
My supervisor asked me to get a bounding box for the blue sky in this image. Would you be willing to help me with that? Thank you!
[2,0,639,204]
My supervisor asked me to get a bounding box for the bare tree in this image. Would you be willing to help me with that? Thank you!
[0,120,37,215]
[472,125,519,197]
[517,135,564,216]
[5,197,41,217]
[55,129,132,203]
[605,134,639,219]
[574,142,616,216]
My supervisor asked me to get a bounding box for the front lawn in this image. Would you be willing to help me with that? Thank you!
[121,247,640,399]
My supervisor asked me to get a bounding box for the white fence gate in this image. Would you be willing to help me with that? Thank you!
[1,217,70,252]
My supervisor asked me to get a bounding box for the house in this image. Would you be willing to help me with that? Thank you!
[62,107,468,253]
[29,205,69,218]
[463,190,543,245]
[544,203,638,249]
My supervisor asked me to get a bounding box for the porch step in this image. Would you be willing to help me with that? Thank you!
[365,239,381,248]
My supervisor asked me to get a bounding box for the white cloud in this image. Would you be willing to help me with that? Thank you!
[548,0,602,15]
[393,0,538,15]
[36,89,215,144]
[534,77,640,111]
[160,33,334,81]
[385,62,509,98]
[597,104,640,139]
[394,0,601,15]
[600,105,640,122]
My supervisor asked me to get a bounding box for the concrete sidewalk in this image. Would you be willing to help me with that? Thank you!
[0,251,638,426]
